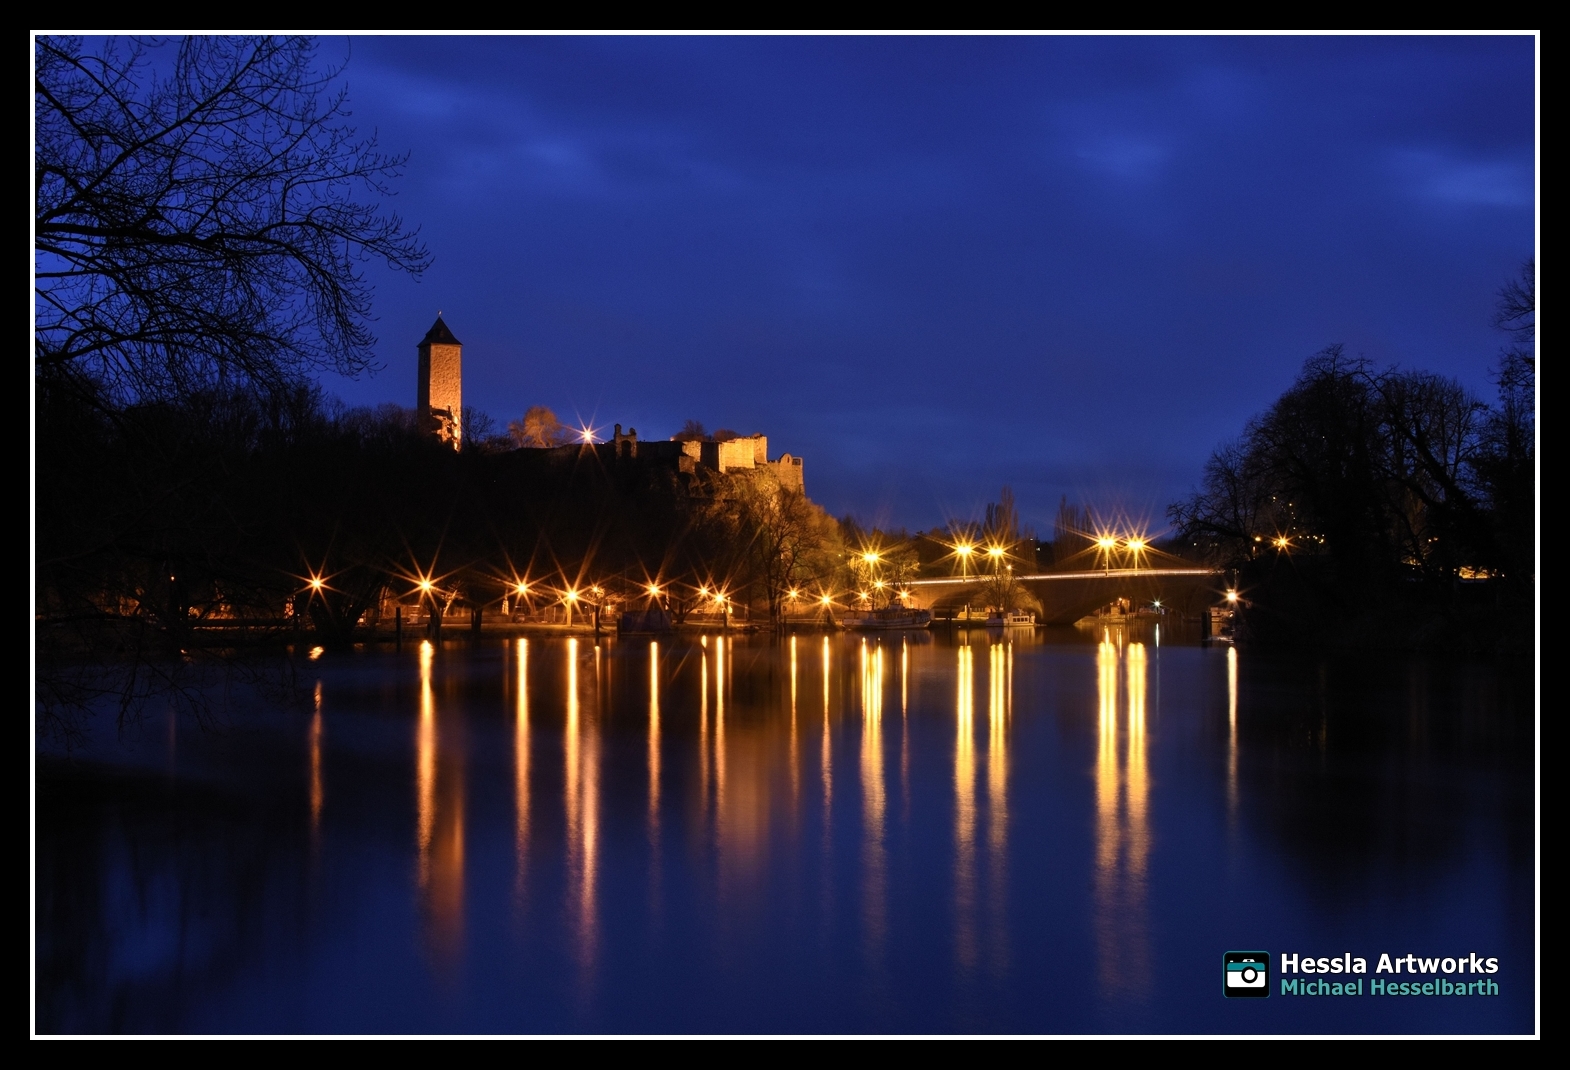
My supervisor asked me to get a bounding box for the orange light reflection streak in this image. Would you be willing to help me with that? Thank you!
[861,642,886,961]
[563,638,599,969]
[514,639,530,906]
[954,642,977,973]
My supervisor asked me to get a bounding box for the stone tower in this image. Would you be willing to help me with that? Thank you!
[417,316,462,447]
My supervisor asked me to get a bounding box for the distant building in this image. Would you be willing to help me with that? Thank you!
[417,316,462,447]
[414,317,804,491]
[601,426,805,493]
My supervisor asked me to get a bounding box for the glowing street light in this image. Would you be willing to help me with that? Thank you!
[515,582,529,596]
[418,579,435,594]
[308,575,324,592]
[1225,589,1239,603]
[862,551,880,565]
[647,583,662,597]
[1274,536,1291,550]
[564,589,580,604]
[955,544,974,558]
[1126,537,1145,553]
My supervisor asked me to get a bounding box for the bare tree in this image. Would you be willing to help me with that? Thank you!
[35,36,430,404]
[1477,259,1535,581]
[1492,258,1535,342]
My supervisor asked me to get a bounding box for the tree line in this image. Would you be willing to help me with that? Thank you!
[1168,263,1535,650]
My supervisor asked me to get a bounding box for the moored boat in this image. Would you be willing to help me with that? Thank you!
[837,607,932,630]
[985,611,1036,627]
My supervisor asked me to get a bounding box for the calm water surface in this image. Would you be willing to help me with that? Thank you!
[36,629,1534,1034]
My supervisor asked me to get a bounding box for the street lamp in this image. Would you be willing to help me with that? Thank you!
[1126,536,1146,570]
[1096,536,1117,573]
[986,545,1006,578]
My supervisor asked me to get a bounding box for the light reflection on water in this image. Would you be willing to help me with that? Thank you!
[35,629,1534,1034]
[860,640,886,967]
[954,642,977,974]
[565,637,599,972]
[416,639,465,975]
[514,639,530,911]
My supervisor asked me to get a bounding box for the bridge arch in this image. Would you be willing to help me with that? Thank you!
[905,568,1221,625]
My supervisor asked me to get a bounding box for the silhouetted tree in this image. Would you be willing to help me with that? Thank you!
[1051,496,1093,567]
[1475,260,1535,585]
[35,36,429,405]
[1169,263,1535,649]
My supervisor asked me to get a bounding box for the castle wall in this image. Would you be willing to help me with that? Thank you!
[767,455,806,493]
[702,437,762,472]
[507,425,800,492]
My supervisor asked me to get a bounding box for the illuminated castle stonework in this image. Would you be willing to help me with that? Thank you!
[417,316,462,447]
[605,426,806,493]
[415,317,804,492]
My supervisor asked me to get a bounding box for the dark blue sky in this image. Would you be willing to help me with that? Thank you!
[323,34,1535,535]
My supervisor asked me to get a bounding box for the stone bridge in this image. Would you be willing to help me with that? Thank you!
[904,568,1223,625]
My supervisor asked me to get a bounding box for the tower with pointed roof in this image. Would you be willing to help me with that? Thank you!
[417,316,462,447]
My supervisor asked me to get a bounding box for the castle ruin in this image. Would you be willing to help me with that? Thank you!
[415,316,804,491]
[605,425,805,493]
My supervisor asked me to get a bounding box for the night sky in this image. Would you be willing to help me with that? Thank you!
[322,34,1536,535]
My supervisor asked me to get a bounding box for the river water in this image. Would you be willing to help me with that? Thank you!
[35,628,1535,1034]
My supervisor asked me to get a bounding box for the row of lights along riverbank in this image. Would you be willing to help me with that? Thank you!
[297,568,916,622]
[295,522,1267,618]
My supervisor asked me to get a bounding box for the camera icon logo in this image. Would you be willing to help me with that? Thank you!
[1223,951,1270,997]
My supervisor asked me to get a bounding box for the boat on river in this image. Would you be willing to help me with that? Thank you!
[837,607,932,631]
[1205,605,1236,643]
[985,611,1037,627]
